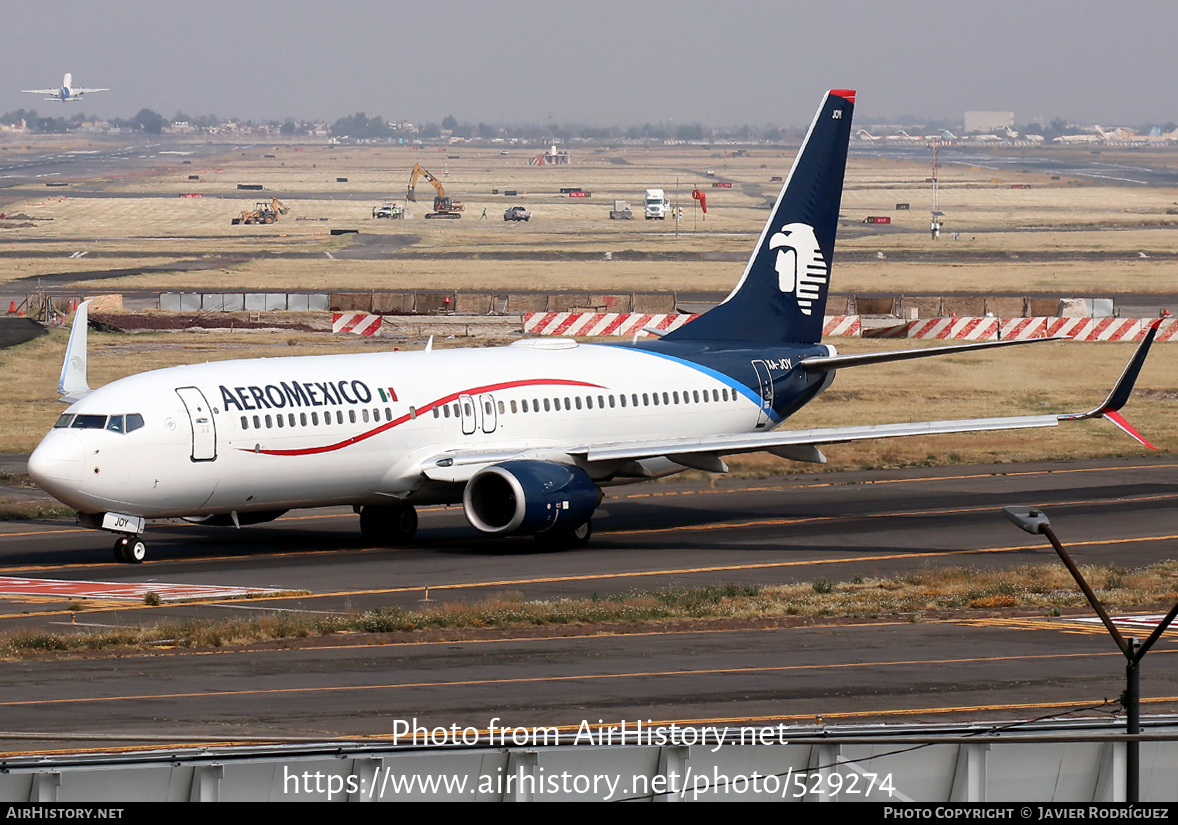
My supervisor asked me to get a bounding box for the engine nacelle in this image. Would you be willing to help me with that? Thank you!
[463,460,601,536]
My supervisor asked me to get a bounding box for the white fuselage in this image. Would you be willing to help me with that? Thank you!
[28,340,766,520]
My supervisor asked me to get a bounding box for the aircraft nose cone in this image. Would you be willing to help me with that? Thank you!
[27,433,85,500]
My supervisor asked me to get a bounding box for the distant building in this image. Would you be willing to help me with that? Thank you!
[964,111,1014,134]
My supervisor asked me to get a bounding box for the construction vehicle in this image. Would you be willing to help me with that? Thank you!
[609,199,634,220]
[407,163,464,219]
[231,197,289,225]
[372,201,404,219]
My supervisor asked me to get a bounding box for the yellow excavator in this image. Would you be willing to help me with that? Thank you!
[407,163,464,219]
[231,197,289,225]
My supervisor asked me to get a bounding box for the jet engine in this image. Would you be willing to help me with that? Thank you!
[463,460,601,536]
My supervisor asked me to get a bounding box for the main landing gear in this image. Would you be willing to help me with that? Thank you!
[535,518,592,550]
[359,504,418,546]
[113,535,147,564]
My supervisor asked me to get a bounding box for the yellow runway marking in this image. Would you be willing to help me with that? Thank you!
[227,528,1178,603]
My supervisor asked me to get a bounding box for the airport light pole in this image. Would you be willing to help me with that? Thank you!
[1003,505,1178,803]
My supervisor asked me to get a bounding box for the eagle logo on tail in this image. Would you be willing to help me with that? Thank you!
[768,222,828,316]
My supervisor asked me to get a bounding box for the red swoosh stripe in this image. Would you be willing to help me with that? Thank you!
[241,377,603,457]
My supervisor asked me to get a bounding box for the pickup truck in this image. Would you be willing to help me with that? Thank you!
[504,206,531,222]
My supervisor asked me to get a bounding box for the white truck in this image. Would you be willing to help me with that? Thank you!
[644,188,670,220]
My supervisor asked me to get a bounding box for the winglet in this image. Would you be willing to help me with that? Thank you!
[1088,319,1156,414]
[1060,319,1158,449]
[57,300,91,403]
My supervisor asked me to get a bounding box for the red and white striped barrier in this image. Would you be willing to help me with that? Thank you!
[522,312,697,338]
[999,317,1049,340]
[822,316,861,337]
[1045,318,1143,341]
[332,312,382,336]
[523,313,866,338]
[907,317,999,340]
[1149,319,1178,342]
[864,317,1174,342]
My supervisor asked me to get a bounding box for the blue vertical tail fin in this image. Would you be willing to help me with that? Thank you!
[664,89,855,345]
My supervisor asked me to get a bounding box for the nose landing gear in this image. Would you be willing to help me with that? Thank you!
[113,536,147,564]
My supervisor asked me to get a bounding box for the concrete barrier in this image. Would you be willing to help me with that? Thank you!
[1046,317,1143,340]
[523,312,696,338]
[908,317,998,340]
[330,292,373,312]
[414,292,456,314]
[332,313,382,336]
[999,317,1049,339]
[372,292,415,314]
[941,297,988,317]
[202,293,245,312]
[245,293,287,311]
[822,316,861,337]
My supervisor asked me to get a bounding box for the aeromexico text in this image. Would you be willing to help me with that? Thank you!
[219,380,387,412]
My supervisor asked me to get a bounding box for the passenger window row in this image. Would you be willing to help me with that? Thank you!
[239,406,395,431]
[235,387,740,431]
[430,387,734,418]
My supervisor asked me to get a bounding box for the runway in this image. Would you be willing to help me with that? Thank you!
[1,457,1176,753]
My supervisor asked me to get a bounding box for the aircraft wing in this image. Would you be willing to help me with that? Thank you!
[578,322,1158,465]
[577,413,1063,465]
[419,324,1158,480]
[21,89,57,95]
[75,88,109,94]
[799,336,1061,371]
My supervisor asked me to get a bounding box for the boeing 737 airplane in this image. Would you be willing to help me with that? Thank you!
[27,90,1158,563]
[21,73,108,103]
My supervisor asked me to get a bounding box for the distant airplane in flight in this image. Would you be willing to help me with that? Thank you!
[22,73,108,103]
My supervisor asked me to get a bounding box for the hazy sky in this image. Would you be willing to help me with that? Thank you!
[3,1,1176,129]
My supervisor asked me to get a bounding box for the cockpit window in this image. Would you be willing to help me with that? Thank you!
[71,414,108,430]
[57,413,144,433]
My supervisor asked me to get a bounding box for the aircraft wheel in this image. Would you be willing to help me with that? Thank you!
[535,518,592,550]
[128,539,147,564]
[569,519,592,547]
[392,506,418,543]
[113,536,146,563]
[359,505,418,546]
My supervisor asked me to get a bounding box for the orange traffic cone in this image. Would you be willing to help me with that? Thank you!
[6,301,14,314]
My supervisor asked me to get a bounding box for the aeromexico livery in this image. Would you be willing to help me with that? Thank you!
[21,73,109,103]
[28,90,1158,563]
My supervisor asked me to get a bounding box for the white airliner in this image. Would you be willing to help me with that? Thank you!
[27,90,1158,563]
[21,73,109,103]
